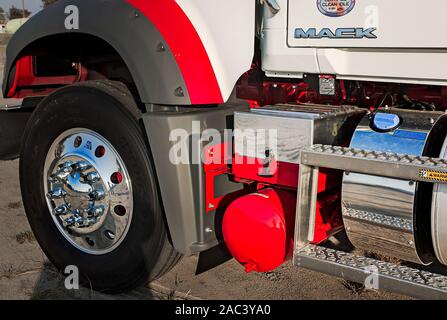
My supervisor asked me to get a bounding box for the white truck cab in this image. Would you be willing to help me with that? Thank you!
[262,0,447,86]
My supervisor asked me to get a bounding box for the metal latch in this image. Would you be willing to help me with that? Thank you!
[258,148,277,177]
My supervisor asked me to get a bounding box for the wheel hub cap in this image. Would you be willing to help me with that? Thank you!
[48,158,107,233]
[44,129,133,255]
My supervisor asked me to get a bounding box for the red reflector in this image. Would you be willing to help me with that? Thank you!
[111,172,123,184]
[95,146,106,158]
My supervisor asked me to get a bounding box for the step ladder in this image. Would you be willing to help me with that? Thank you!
[294,145,447,299]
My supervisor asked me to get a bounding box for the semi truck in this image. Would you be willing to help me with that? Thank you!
[1,0,447,298]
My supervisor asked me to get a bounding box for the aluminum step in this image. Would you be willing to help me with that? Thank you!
[299,144,447,184]
[294,244,447,299]
[295,144,447,299]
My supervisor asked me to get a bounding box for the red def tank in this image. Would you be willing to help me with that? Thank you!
[222,188,297,273]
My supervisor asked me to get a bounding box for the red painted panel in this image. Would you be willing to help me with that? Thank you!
[7,56,87,99]
[127,0,223,105]
[232,154,341,191]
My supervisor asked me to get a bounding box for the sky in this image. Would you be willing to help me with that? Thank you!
[0,0,42,14]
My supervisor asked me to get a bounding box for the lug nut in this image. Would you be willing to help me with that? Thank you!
[89,189,105,201]
[83,172,101,184]
[80,217,97,228]
[64,214,97,228]
[73,161,92,172]
[54,203,71,215]
[86,205,105,217]
[63,214,83,228]
[59,161,74,169]
[50,165,73,182]
[47,188,67,199]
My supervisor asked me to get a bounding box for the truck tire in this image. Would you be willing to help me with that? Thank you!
[19,81,181,293]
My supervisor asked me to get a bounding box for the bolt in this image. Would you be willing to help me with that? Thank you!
[156,42,166,52]
[208,203,215,209]
[47,188,67,199]
[63,214,83,228]
[50,165,73,182]
[86,205,105,217]
[59,161,74,169]
[64,214,97,228]
[89,190,105,201]
[205,227,213,233]
[83,172,101,184]
[73,161,92,173]
[174,87,184,97]
[54,204,71,215]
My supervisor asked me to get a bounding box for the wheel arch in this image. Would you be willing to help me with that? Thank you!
[3,0,203,105]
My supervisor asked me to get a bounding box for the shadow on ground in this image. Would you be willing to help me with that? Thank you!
[29,262,160,300]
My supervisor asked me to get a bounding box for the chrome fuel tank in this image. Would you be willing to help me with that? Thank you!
[342,109,446,264]
[432,134,447,266]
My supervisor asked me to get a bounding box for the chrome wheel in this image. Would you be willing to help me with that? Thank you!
[44,128,133,255]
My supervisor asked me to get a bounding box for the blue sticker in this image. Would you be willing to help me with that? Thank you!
[84,141,92,150]
[317,0,356,18]
[372,113,401,132]
[393,130,427,141]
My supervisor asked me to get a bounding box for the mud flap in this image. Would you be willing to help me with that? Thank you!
[0,103,34,160]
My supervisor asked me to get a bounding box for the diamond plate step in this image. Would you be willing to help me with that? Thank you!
[294,245,447,299]
[299,145,447,183]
